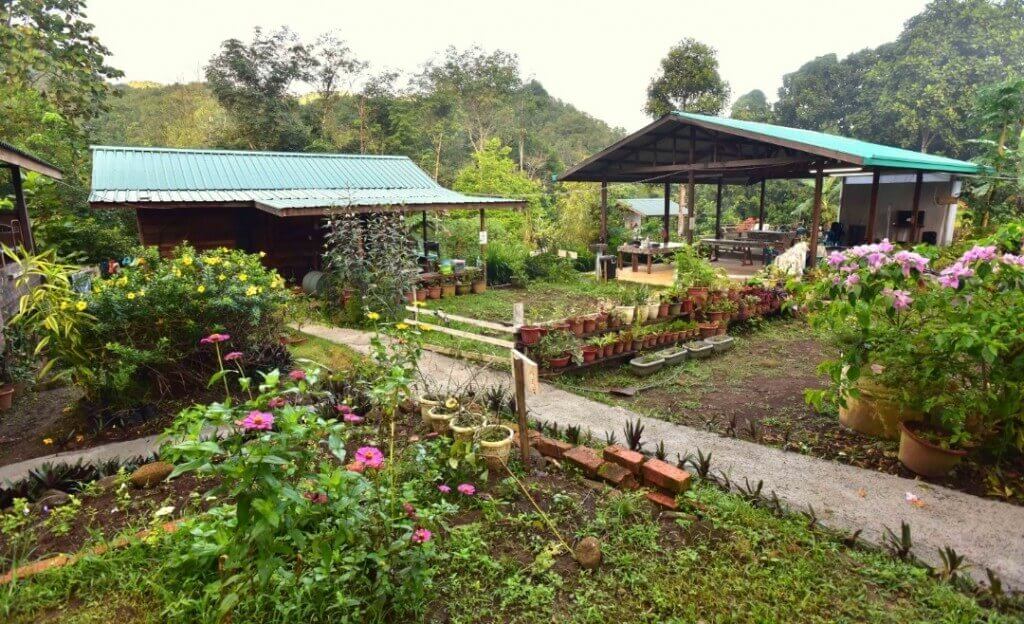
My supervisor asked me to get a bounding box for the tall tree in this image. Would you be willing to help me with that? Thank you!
[731,89,772,122]
[645,38,729,117]
[309,32,365,145]
[0,0,122,124]
[968,76,1024,226]
[205,27,314,150]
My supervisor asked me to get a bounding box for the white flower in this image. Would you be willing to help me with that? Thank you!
[154,505,176,518]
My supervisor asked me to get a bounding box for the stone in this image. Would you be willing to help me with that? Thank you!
[36,489,70,510]
[129,461,174,488]
[562,446,604,477]
[645,491,680,511]
[641,459,692,494]
[596,462,637,489]
[535,436,573,459]
[575,536,602,569]
[603,444,646,475]
[95,475,118,490]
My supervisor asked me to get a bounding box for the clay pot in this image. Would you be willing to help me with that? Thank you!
[716,324,726,336]
[548,354,571,368]
[658,302,670,318]
[405,292,416,304]
[681,298,694,315]
[570,318,585,337]
[456,283,471,295]
[416,289,428,302]
[688,287,708,306]
[442,284,456,298]
[603,344,614,358]
[698,323,717,339]
[898,423,967,477]
[623,339,633,352]
[838,378,922,439]
[583,318,597,334]
[0,384,13,411]
[520,326,543,345]
[708,311,725,323]
[427,285,442,299]
[613,341,624,355]
[581,345,599,363]
[472,279,487,294]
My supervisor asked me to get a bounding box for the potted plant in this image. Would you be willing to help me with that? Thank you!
[426,276,442,300]
[440,273,457,298]
[520,324,544,346]
[582,314,597,334]
[685,340,714,359]
[632,286,652,324]
[664,288,683,317]
[418,391,445,425]
[663,345,689,365]
[455,274,472,295]
[698,322,718,339]
[450,410,485,443]
[469,267,487,294]
[596,333,616,358]
[629,353,665,376]
[427,397,461,434]
[569,315,585,337]
[581,339,601,363]
[705,334,735,353]
[535,330,579,369]
[657,291,671,318]
[614,290,636,325]
[594,311,609,332]
[898,422,969,477]
[618,329,634,353]
[478,424,515,464]
[416,287,428,302]
[646,296,661,323]
[675,245,721,306]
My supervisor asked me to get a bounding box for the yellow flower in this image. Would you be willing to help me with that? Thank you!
[137,290,146,297]
[245,285,258,296]
[126,292,136,300]
[258,251,266,258]
[197,285,206,293]
[181,256,193,266]
[366,311,380,321]
[117,277,128,286]
[206,256,220,266]
[75,300,87,311]
[412,300,424,307]
[218,274,226,281]
[43,438,53,446]
[444,397,459,410]
[237,273,248,282]
[173,269,182,277]
[60,301,69,310]
[396,322,409,330]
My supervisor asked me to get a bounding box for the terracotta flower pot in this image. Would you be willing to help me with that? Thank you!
[472,279,487,294]
[583,318,597,334]
[708,311,725,323]
[623,339,634,352]
[596,313,609,331]
[898,423,967,477]
[548,354,571,368]
[688,287,708,306]
[658,302,670,318]
[699,323,717,339]
[520,326,543,345]
[839,378,922,439]
[427,285,442,299]
[581,345,599,362]
[416,289,428,302]
[0,384,14,411]
[405,292,416,305]
[442,284,456,298]
[603,344,614,358]
[456,283,471,295]
[613,341,624,355]
[681,298,694,315]
[716,324,726,336]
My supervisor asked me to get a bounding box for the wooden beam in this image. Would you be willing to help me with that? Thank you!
[909,171,923,244]
[0,146,62,179]
[613,156,816,176]
[406,319,516,349]
[479,207,487,285]
[867,170,880,243]
[405,306,516,333]
[714,178,723,239]
[808,171,824,266]
[687,127,696,244]
[600,181,608,244]
[662,182,671,244]
[10,166,35,252]
[758,179,766,230]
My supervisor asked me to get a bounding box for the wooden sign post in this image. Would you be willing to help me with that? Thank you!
[511,349,539,465]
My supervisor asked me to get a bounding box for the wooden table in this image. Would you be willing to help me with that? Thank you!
[700,238,767,266]
[617,243,682,274]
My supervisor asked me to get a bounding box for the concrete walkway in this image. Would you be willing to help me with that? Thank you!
[0,433,163,484]
[299,322,1024,590]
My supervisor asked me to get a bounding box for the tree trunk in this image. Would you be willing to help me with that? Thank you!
[677,184,687,236]
[434,131,444,181]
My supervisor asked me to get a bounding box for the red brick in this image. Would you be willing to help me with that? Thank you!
[562,446,604,477]
[513,429,541,447]
[645,491,679,511]
[535,436,573,459]
[641,459,692,494]
[597,462,637,489]
[602,444,646,475]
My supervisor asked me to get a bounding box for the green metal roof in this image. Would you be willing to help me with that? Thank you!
[89,146,524,213]
[672,112,984,174]
[620,197,679,217]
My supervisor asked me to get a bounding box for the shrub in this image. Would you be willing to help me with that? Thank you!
[13,245,290,409]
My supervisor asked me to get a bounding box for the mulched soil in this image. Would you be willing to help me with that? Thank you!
[559,318,1024,506]
[0,386,217,469]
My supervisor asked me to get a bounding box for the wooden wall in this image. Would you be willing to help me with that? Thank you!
[136,206,323,280]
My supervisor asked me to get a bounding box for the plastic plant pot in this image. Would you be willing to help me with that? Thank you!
[706,335,735,353]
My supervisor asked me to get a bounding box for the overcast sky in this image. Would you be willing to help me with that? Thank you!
[87,0,929,131]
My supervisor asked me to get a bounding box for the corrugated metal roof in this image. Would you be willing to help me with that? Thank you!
[88,146,523,211]
[672,113,984,174]
[620,197,679,217]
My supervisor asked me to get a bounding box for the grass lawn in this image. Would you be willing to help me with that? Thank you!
[288,330,363,372]
[3,471,1017,623]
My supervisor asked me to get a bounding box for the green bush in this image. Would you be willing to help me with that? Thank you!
[35,212,139,264]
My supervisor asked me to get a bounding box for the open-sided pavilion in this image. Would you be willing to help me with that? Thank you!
[559,112,985,263]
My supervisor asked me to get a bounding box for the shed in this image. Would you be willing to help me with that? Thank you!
[619,197,681,231]
[1,140,63,253]
[838,173,961,246]
[89,146,525,278]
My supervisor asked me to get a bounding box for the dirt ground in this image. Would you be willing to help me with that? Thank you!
[555,318,1024,505]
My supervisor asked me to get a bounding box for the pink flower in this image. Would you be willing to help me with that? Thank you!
[355,446,384,469]
[200,333,230,345]
[866,251,888,271]
[893,251,929,277]
[304,491,328,504]
[343,413,363,424]
[334,404,352,414]
[411,528,432,544]
[961,245,997,263]
[826,251,846,268]
[883,288,913,311]
[457,483,476,496]
[237,410,274,431]
[223,351,243,362]
[268,396,285,408]
[288,369,306,381]
[844,273,860,287]
[877,239,894,253]
[403,502,417,519]
[1001,253,1024,267]
[437,484,451,494]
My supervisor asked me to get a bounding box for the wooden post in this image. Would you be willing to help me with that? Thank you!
[10,167,34,253]
[809,170,824,266]
[662,182,671,244]
[600,181,608,244]
[714,178,723,239]
[687,126,696,244]
[512,302,524,328]
[867,170,880,243]
[513,355,530,466]
[479,207,487,284]
[421,210,427,244]
[757,179,766,230]
[909,171,923,244]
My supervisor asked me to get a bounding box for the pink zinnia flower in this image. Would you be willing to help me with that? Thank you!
[347,461,366,473]
[223,351,243,362]
[200,333,230,345]
[343,413,363,424]
[355,446,384,469]
[237,410,274,431]
[268,396,285,408]
[844,273,860,287]
[437,484,451,494]
[457,483,476,496]
[411,528,432,544]
[288,369,306,381]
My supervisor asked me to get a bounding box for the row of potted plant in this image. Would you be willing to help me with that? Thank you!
[416,394,515,463]
[406,268,487,302]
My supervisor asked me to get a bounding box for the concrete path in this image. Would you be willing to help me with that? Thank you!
[0,433,163,484]
[299,322,1024,590]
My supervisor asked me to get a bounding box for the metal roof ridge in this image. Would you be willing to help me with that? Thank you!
[88,145,411,160]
